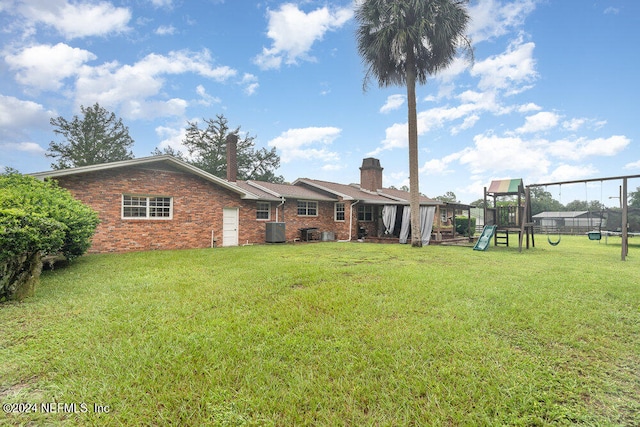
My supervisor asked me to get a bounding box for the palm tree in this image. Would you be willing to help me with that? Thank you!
[356,0,471,246]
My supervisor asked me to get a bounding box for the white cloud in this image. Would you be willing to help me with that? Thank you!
[468,0,537,43]
[254,3,353,70]
[368,122,407,156]
[562,118,587,132]
[543,164,599,183]
[518,103,542,113]
[74,49,236,118]
[420,152,462,176]
[240,73,259,96]
[451,114,480,135]
[150,0,175,8]
[120,98,188,120]
[380,94,405,114]
[244,83,259,96]
[322,163,344,172]
[370,99,490,156]
[471,37,538,94]
[0,141,46,155]
[5,43,96,91]
[268,127,341,163]
[516,111,561,134]
[155,25,177,35]
[624,160,640,170]
[156,125,188,155]
[0,95,53,139]
[18,0,131,39]
[195,85,221,106]
[458,133,550,175]
[546,135,630,161]
[433,56,473,84]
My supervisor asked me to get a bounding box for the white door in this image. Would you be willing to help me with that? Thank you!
[222,208,239,247]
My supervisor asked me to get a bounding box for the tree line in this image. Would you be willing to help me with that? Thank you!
[422,188,640,216]
[469,187,640,215]
[47,103,284,183]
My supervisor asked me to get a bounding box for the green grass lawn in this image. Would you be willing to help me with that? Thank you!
[1,236,639,426]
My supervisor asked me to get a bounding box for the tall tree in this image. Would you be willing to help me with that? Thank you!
[48,103,134,169]
[436,191,458,203]
[176,114,284,183]
[565,200,605,212]
[150,145,185,159]
[529,187,564,216]
[356,0,471,247]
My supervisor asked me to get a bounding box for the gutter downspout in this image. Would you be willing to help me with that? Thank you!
[276,197,285,222]
[338,200,360,242]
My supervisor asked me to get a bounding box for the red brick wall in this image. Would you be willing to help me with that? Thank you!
[56,165,259,253]
[275,199,353,241]
[54,165,359,253]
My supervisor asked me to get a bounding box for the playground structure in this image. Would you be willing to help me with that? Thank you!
[479,174,639,261]
[480,179,535,252]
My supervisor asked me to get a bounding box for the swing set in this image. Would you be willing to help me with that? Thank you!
[527,174,640,261]
[542,181,605,246]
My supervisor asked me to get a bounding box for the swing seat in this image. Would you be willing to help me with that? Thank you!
[588,231,602,241]
[547,235,561,246]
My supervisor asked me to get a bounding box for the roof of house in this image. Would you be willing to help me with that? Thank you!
[293,178,442,206]
[30,155,443,207]
[30,155,261,200]
[241,180,337,202]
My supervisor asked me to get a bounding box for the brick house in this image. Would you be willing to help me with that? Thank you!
[31,155,443,253]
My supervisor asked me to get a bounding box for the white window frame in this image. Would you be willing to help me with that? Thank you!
[122,195,173,220]
[297,200,318,217]
[335,202,345,222]
[256,201,271,220]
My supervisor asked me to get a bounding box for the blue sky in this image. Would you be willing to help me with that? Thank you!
[1,0,638,204]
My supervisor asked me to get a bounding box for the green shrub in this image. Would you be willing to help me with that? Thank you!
[0,208,66,300]
[0,173,99,300]
[454,216,476,236]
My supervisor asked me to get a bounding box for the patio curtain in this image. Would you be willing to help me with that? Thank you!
[399,207,411,243]
[420,206,436,245]
[398,206,436,245]
[382,205,397,235]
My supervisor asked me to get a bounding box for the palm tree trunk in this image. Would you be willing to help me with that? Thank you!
[406,48,422,247]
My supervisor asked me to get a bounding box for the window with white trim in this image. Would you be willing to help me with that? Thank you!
[357,204,374,222]
[335,203,345,221]
[256,202,270,220]
[122,195,173,219]
[297,200,318,216]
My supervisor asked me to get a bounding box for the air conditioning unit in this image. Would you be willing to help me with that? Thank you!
[266,222,285,243]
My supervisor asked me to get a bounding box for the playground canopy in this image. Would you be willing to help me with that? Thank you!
[487,179,523,195]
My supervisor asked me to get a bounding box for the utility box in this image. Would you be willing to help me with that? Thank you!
[266,222,286,243]
[321,231,335,241]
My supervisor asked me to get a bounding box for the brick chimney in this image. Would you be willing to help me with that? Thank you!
[226,134,238,182]
[360,157,383,191]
